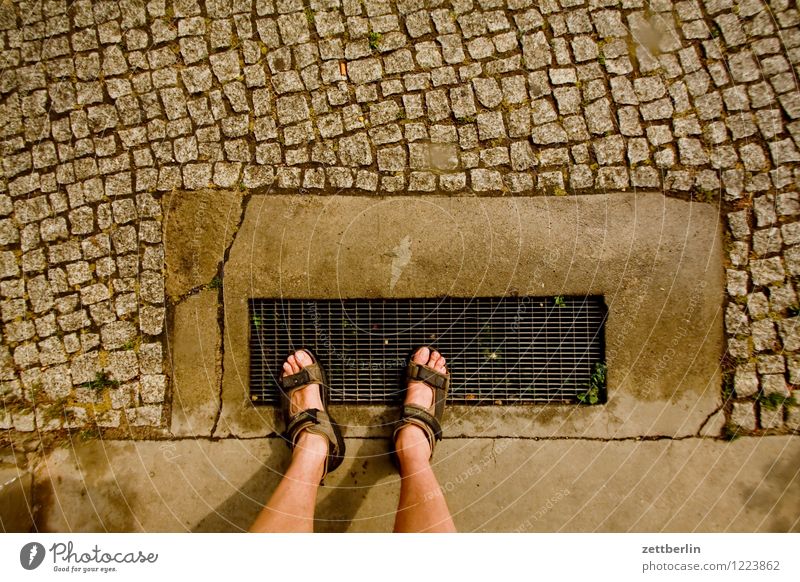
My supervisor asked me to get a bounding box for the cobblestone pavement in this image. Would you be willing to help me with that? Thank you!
[0,0,799,436]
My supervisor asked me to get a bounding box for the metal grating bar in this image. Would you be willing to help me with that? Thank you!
[248,296,607,405]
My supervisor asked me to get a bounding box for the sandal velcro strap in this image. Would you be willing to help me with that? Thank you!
[392,404,442,454]
[285,409,339,451]
[399,404,442,441]
[406,362,448,391]
[280,363,325,392]
[284,408,343,477]
[405,360,449,430]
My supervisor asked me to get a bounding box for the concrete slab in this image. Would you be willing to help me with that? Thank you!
[215,194,724,439]
[163,188,243,301]
[0,465,33,532]
[33,436,800,532]
[167,290,221,437]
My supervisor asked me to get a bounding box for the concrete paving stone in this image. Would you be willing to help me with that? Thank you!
[163,188,242,301]
[0,467,33,532]
[218,193,722,439]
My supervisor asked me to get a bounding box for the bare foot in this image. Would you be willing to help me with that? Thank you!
[395,347,446,464]
[282,350,327,456]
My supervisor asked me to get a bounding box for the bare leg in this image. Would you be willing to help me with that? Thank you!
[250,351,327,533]
[393,348,457,533]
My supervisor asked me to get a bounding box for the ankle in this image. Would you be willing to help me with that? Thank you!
[395,425,432,470]
[293,431,328,467]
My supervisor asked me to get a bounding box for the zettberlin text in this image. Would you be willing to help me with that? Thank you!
[642,544,701,554]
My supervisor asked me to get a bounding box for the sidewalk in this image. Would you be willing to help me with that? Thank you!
[31,435,800,532]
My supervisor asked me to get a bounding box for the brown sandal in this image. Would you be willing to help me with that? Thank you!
[279,349,345,478]
[391,347,450,463]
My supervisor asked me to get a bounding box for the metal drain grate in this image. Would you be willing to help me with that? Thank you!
[248,296,606,405]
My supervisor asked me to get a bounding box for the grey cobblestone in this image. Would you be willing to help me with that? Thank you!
[731,401,757,431]
[734,364,759,398]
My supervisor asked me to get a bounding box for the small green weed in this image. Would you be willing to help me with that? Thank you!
[693,188,716,203]
[368,31,382,51]
[121,336,142,351]
[721,371,735,401]
[82,371,120,391]
[41,397,70,423]
[758,392,797,410]
[723,423,743,441]
[553,295,566,308]
[79,428,100,441]
[208,276,223,290]
[577,362,606,405]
